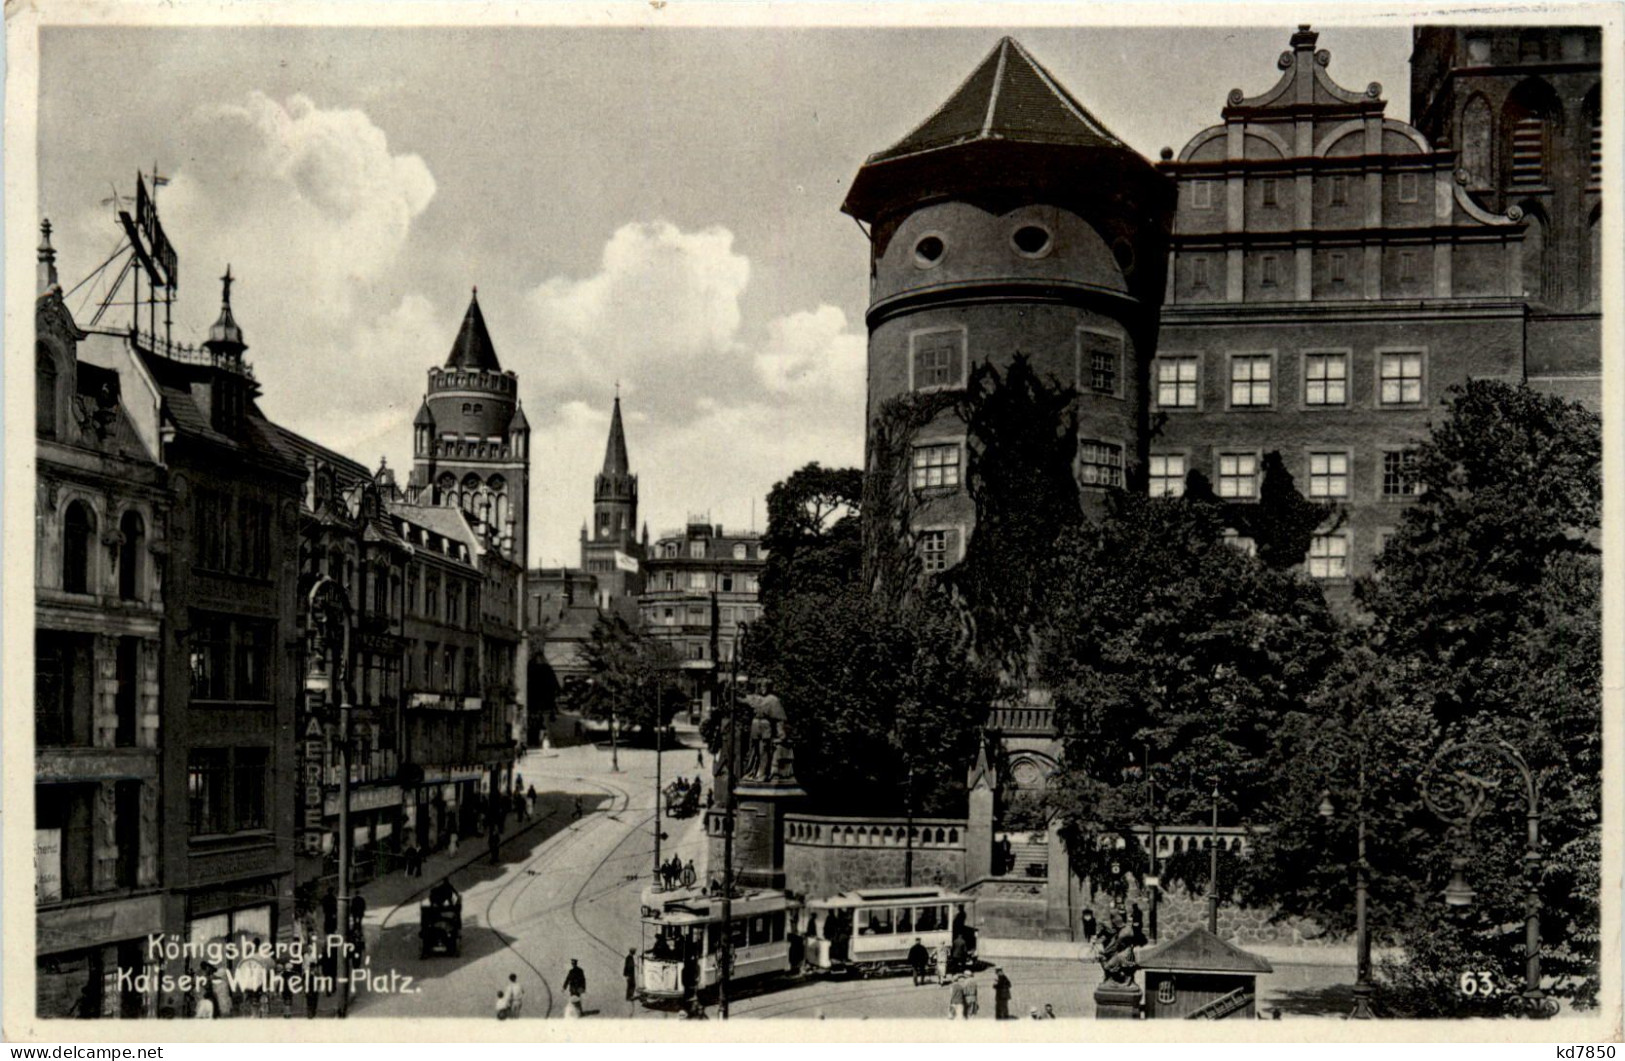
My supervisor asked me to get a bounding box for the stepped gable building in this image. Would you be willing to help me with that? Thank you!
[408,290,530,565]
[1409,25,1603,405]
[1153,24,1600,584]
[843,36,1176,565]
[34,223,170,1018]
[579,393,647,614]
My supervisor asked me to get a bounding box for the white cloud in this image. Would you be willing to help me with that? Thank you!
[75,93,443,470]
[516,222,867,565]
[525,221,753,413]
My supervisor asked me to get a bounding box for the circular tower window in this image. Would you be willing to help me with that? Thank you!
[913,234,946,268]
[1112,237,1137,273]
[1012,225,1053,258]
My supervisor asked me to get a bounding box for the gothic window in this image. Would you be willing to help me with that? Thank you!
[1503,80,1561,190]
[62,500,95,594]
[36,345,57,439]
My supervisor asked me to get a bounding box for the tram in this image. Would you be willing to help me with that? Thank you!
[637,885,803,1003]
[803,887,975,978]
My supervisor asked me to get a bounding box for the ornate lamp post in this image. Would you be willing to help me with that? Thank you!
[1317,745,1373,1019]
[1204,781,1220,934]
[1419,739,1551,1017]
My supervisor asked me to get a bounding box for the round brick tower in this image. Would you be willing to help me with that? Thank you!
[409,289,530,562]
[843,37,1174,546]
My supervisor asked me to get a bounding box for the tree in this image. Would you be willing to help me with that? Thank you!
[1239,381,1601,1015]
[1356,381,1603,1013]
[577,613,684,732]
[1038,489,1344,894]
[759,463,862,608]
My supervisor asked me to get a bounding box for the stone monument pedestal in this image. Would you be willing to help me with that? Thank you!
[1093,980,1142,1019]
[731,780,805,890]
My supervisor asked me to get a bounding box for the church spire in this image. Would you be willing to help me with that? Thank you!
[206,265,246,354]
[602,393,630,476]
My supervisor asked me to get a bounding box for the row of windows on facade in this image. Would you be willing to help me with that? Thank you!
[912,439,1419,503]
[655,540,766,561]
[914,521,1362,581]
[404,565,480,629]
[1185,171,1427,212]
[53,501,149,599]
[910,330,1126,395]
[651,570,761,593]
[1155,350,1424,410]
[407,640,481,697]
[192,488,273,579]
[1180,248,1439,293]
[648,603,763,626]
[35,781,142,902]
[36,631,144,747]
[645,638,741,663]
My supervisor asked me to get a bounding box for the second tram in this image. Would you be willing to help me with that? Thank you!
[803,887,975,977]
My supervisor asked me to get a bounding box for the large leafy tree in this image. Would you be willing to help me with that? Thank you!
[1039,490,1344,892]
[577,613,685,731]
[1240,380,1601,1015]
[759,463,862,609]
[1357,381,1603,1013]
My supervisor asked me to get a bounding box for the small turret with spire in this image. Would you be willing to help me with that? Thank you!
[203,265,251,433]
[38,219,59,296]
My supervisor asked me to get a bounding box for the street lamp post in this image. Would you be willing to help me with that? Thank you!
[1420,739,1550,1017]
[718,624,744,1020]
[610,683,620,773]
[1204,782,1220,934]
[1319,750,1374,1019]
[1144,744,1159,944]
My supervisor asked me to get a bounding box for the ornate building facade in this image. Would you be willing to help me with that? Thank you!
[34,224,169,1018]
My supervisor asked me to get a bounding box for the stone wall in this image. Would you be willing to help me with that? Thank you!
[779,814,968,899]
[1085,874,1339,950]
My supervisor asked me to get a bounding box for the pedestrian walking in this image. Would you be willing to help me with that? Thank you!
[495,987,510,1020]
[1130,903,1145,946]
[507,973,524,1017]
[993,967,1012,1020]
[448,828,460,857]
[908,937,930,986]
[572,796,583,821]
[948,975,966,1020]
[405,837,422,878]
[527,785,537,818]
[1081,907,1097,947]
[563,958,587,1005]
[696,748,704,770]
[935,940,950,985]
[623,949,637,1002]
[682,859,697,888]
[962,969,980,1018]
[489,825,501,864]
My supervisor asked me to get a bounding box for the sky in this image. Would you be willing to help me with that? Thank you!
[37,20,1412,568]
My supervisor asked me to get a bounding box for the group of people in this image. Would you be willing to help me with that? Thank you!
[937,965,1017,1020]
[1083,903,1146,986]
[657,855,698,891]
[496,959,587,1020]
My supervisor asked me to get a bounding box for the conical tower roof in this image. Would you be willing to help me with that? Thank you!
[601,395,630,476]
[445,288,501,371]
[843,36,1162,226]
[869,37,1126,166]
[207,265,246,350]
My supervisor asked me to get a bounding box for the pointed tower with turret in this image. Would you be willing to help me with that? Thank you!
[407,288,530,563]
[578,393,644,613]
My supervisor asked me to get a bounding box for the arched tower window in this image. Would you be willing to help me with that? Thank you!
[118,511,145,601]
[36,344,58,439]
[1503,80,1561,191]
[1461,94,1493,187]
[436,473,457,508]
[63,501,95,594]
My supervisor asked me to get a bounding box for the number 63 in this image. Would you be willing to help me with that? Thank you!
[1458,970,1497,996]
